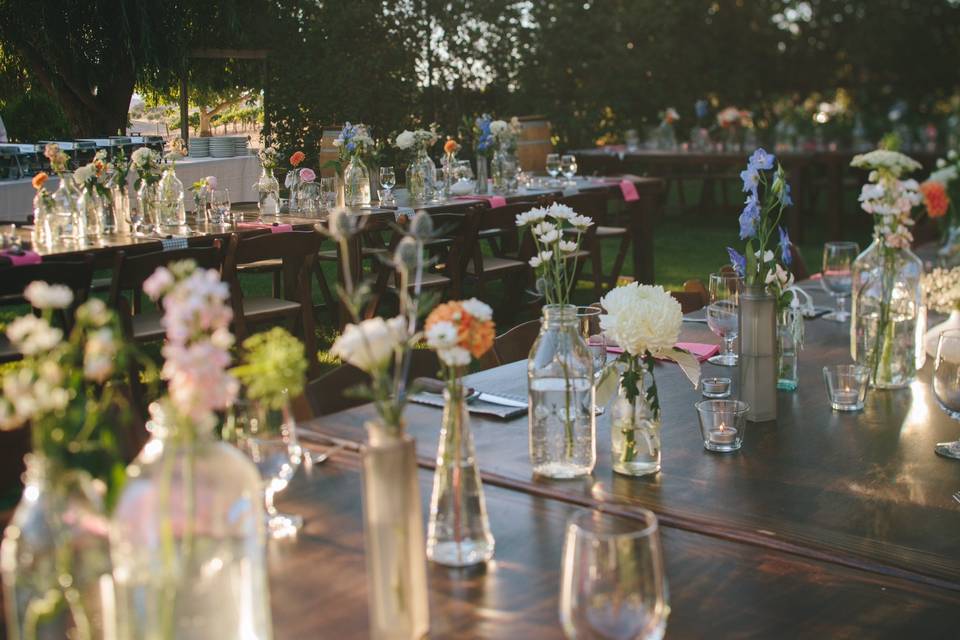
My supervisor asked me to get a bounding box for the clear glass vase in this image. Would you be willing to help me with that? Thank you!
[475,155,489,194]
[361,422,430,640]
[850,236,925,389]
[491,149,517,194]
[110,418,273,639]
[426,385,495,567]
[344,157,371,206]
[1,455,113,640]
[255,167,280,217]
[777,307,803,391]
[407,147,435,204]
[137,181,159,234]
[111,186,131,235]
[610,361,661,476]
[157,167,187,227]
[32,191,53,247]
[528,304,596,478]
[50,173,80,242]
[77,187,103,239]
[738,284,777,422]
[284,169,302,212]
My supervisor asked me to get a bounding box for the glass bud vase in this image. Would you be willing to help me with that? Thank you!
[344,156,371,206]
[51,173,80,242]
[777,307,803,391]
[137,181,159,234]
[528,304,596,478]
[738,284,777,422]
[110,417,273,639]
[407,147,435,204]
[256,166,280,217]
[475,155,489,194]
[157,166,187,227]
[610,363,661,476]
[1,455,114,640]
[361,422,430,640]
[111,186,131,235]
[285,169,302,212]
[32,191,53,247]
[491,149,508,194]
[850,236,925,389]
[426,385,495,567]
[77,187,103,239]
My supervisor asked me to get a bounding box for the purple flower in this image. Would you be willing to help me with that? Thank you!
[740,166,760,195]
[778,226,792,266]
[727,247,746,275]
[738,195,761,239]
[695,99,709,120]
[748,148,775,171]
[782,182,793,207]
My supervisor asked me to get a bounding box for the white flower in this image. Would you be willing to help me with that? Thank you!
[425,321,458,350]
[438,346,471,368]
[331,316,408,373]
[74,164,95,184]
[529,255,543,268]
[538,229,559,244]
[754,249,775,263]
[859,183,885,201]
[76,298,111,327]
[570,215,593,229]
[532,221,556,236]
[395,130,416,150]
[84,328,117,383]
[599,283,682,357]
[131,147,154,167]
[930,166,958,185]
[922,267,960,313]
[461,298,493,322]
[559,240,578,253]
[326,207,356,242]
[143,267,175,300]
[949,150,958,161]
[23,281,73,310]
[6,315,62,355]
[516,207,548,227]
[547,203,576,221]
[205,175,218,189]
[850,149,922,177]
[490,120,509,135]
[937,159,947,169]
[764,263,794,289]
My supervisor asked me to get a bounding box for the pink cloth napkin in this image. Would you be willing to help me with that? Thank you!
[0,250,42,266]
[237,222,293,233]
[619,179,639,202]
[453,195,508,208]
[605,341,719,363]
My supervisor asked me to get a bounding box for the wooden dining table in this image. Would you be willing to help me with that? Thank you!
[293,276,960,637]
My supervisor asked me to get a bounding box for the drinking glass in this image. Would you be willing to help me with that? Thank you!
[560,154,578,185]
[560,508,669,640]
[706,272,742,366]
[234,399,304,538]
[577,305,607,380]
[320,177,336,210]
[207,188,231,226]
[821,241,859,322]
[128,207,144,237]
[0,224,17,249]
[932,330,960,459]
[379,166,396,204]
[455,159,474,181]
[546,153,561,184]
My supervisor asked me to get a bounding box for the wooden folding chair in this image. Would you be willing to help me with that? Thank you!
[478,319,541,369]
[464,202,536,304]
[670,279,709,314]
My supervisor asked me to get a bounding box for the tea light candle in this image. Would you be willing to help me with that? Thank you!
[702,377,732,399]
[695,400,749,453]
[823,365,869,412]
[708,423,738,445]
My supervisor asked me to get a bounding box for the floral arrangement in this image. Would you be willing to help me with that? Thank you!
[474,114,495,156]
[851,149,922,249]
[75,149,114,199]
[131,146,162,188]
[232,327,308,410]
[143,260,237,428]
[31,171,54,211]
[922,267,960,314]
[515,203,592,305]
[725,149,795,302]
[395,128,438,152]
[660,107,680,124]
[490,117,521,152]
[164,138,186,164]
[424,299,495,374]
[334,122,375,158]
[922,149,959,226]
[258,145,279,171]
[0,283,142,505]
[290,150,306,168]
[110,148,131,194]
[717,106,751,129]
[43,142,70,175]
[190,175,218,210]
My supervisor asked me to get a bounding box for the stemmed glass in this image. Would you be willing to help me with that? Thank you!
[932,330,960,460]
[560,508,669,640]
[821,241,859,322]
[379,166,396,204]
[234,399,304,538]
[546,153,561,185]
[707,272,742,366]
[208,188,231,226]
[560,154,578,185]
[319,177,336,211]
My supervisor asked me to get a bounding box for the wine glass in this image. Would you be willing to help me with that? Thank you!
[379,166,396,204]
[560,154,578,185]
[821,241,859,322]
[933,330,960,460]
[707,272,742,366]
[560,508,669,640]
[207,188,231,226]
[546,153,561,184]
[234,399,304,538]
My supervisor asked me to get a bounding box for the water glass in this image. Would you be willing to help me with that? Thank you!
[822,364,869,412]
[320,177,337,210]
[379,166,396,204]
[560,154,578,184]
[233,400,304,538]
[560,509,669,640]
[577,305,607,379]
[207,188,231,225]
[546,153,561,183]
[707,272,742,366]
[455,159,474,181]
[1,224,18,249]
[821,241,859,322]
[933,330,960,459]
[695,399,749,452]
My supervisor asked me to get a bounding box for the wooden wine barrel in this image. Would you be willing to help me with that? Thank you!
[318,125,343,177]
[516,116,554,173]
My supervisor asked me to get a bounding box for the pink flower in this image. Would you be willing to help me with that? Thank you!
[143,267,174,300]
[299,168,316,182]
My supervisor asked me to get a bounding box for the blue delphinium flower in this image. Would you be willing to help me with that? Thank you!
[738,195,761,239]
[475,114,494,152]
[727,247,746,275]
[782,182,793,207]
[740,166,760,195]
[778,226,792,266]
[695,99,709,120]
[748,148,775,171]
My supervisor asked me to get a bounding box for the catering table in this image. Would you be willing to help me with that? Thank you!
[297,277,960,636]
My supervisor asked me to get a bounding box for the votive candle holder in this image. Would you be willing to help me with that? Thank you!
[695,400,749,453]
[823,365,869,411]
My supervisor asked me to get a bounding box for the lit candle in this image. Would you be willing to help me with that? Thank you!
[708,422,738,445]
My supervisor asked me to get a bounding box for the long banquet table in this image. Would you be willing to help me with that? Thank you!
[294,276,960,636]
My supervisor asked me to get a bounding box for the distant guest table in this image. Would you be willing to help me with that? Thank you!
[0,154,261,222]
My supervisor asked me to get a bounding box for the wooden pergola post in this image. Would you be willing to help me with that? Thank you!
[179,71,189,143]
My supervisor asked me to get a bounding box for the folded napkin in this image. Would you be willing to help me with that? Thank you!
[409,392,526,420]
[237,222,293,233]
[0,249,42,266]
[619,179,640,202]
[453,195,508,208]
[606,341,719,363]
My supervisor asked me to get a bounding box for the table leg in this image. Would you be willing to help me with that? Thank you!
[630,182,660,285]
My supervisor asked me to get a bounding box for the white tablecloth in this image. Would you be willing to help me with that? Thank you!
[0,155,261,222]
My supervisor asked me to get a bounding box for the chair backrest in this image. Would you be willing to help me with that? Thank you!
[788,244,810,281]
[108,242,224,311]
[483,319,541,368]
[0,257,95,331]
[671,279,709,314]
[554,192,604,242]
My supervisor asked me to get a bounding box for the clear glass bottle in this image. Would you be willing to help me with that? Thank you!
[255,167,280,217]
[110,416,273,639]
[850,236,925,389]
[77,187,102,239]
[610,362,661,476]
[426,386,495,567]
[777,307,803,391]
[407,147,435,204]
[491,149,517,194]
[284,169,302,212]
[50,173,80,241]
[1,455,113,640]
[528,304,596,478]
[32,190,53,247]
[137,181,159,234]
[111,185,131,235]
[157,166,187,227]
[937,224,960,268]
[344,157,371,206]
[475,155,489,194]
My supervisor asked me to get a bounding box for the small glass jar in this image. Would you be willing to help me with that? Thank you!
[76,186,103,239]
[610,361,661,476]
[157,166,187,227]
[255,166,280,217]
[344,157,371,206]
[284,168,302,212]
[137,181,159,234]
[407,147,436,203]
[777,306,803,391]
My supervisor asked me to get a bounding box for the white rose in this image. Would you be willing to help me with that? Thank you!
[23,281,73,310]
[461,298,493,322]
[490,120,509,135]
[395,130,415,150]
[599,283,682,357]
[331,316,408,373]
[426,321,458,350]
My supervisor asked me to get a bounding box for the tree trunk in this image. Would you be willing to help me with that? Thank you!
[199,110,213,137]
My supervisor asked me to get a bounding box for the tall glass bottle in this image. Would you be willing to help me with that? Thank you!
[407,147,435,204]
[1,455,113,640]
[344,157,372,206]
[110,415,273,639]
[32,191,53,247]
[777,307,803,391]
[50,173,80,241]
[137,181,159,235]
[426,386,495,567]
[255,167,280,217]
[850,234,925,388]
[528,304,596,478]
[475,155,489,194]
[77,187,101,240]
[157,167,187,227]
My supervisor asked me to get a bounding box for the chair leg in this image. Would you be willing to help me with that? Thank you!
[313,261,338,325]
[608,236,631,289]
[272,269,282,298]
[590,245,604,297]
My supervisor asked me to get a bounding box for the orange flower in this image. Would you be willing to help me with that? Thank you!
[443,138,460,155]
[920,180,950,219]
[32,172,49,190]
[425,300,495,359]
[290,150,306,167]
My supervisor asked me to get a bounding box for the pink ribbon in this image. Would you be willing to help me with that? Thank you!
[0,250,42,266]
[237,222,293,233]
[619,179,640,202]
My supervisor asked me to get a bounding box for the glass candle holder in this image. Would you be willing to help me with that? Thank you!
[823,365,869,411]
[695,400,749,453]
[701,377,731,399]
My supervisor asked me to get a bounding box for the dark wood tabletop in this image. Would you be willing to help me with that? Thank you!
[300,279,960,597]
